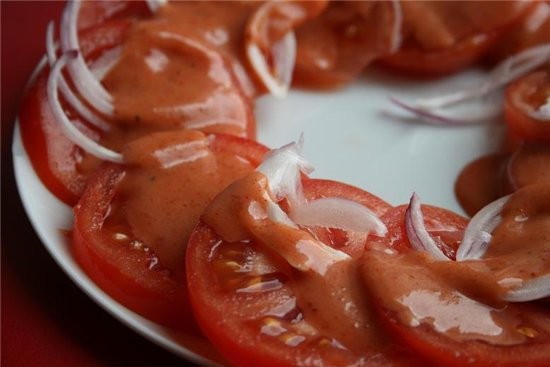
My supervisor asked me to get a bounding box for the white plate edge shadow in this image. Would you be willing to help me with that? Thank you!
[12,123,219,367]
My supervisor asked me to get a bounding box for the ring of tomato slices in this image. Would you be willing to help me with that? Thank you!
[360,204,550,367]
[72,133,267,332]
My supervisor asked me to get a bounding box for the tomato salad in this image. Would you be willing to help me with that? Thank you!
[17,0,550,366]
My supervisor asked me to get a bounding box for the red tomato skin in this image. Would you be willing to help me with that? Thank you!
[19,68,85,205]
[504,70,550,143]
[72,135,267,332]
[72,163,200,332]
[186,223,287,367]
[18,20,132,206]
[379,31,499,78]
[186,180,422,367]
[363,205,550,367]
[378,308,550,367]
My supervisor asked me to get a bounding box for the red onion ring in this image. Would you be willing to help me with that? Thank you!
[390,44,550,124]
[47,51,123,163]
[289,197,387,237]
[60,0,114,116]
[46,21,111,132]
[389,97,492,125]
[404,193,450,261]
[456,195,510,261]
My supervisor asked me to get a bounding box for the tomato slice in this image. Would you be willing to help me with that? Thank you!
[20,8,257,205]
[72,132,267,331]
[294,1,396,89]
[19,20,130,205]
[361,199,550,367]
[504,69,550,143]
[487,2,550,63]
[186,176,420,366]
[379,32,499,77]
[378,1,530,77]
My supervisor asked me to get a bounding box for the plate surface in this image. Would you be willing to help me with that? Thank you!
[12,66,502,364]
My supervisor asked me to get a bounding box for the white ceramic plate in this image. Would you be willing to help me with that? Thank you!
[12,66,503,365]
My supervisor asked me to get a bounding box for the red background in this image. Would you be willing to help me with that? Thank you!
[1,2,195,366]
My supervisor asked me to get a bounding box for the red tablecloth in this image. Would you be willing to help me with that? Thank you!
[1,2,194,366]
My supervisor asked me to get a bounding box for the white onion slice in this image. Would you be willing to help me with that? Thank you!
[290,197,387,237]
[246,2,297,98]
[48,51,123,163]
[89,46,122,81]
[456,195,510,261]
[405,193,450,261]
[266,199,350,275]
[146,0,168,14]
[257,136,313,206]
[46,22,111,132]
[247,32,296,98]
[503,274,550,302]
[388,0,403,54]
[60,0,114,116]
[391,44,550,124]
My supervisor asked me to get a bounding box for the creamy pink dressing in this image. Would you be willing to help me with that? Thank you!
[362,182,550,346]
[47,0,550,362]
[456,142,550,216]
[106,131,254,280]
[201,172,413,361]
[361,246,549,346]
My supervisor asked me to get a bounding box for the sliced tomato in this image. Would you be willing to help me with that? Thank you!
[487,2,550,63]
[504,142,550,193]
[73,163,197,330]
[19,20,131,205]
[20,8,257,205]
[72,132,267,331]
[186,176,420,366]
[361,202,550,367]
[504,69,550,143]
[378,1,531,77]
[379,32,499,77]
[294,1,397,89]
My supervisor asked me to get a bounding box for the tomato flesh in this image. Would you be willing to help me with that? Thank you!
[72,133,267,331]
[361,202,550,367]
[504,70,550,143]
[19,20,131,205]
[379,1,530,77]
[187,177,421,366]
